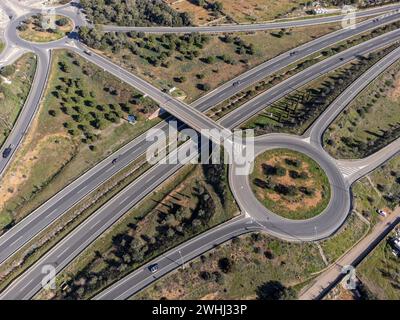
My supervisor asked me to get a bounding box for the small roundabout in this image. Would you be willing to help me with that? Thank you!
[230,134,351,241]
[16,13,73,43]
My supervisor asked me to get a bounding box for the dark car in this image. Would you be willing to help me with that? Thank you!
[2,145,12,159]
[112,158,118,165]
[148,263,159,273]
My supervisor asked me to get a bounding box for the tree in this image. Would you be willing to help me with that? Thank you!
[0,65,16,77]
[218,257,233,273]
[256,281,297,300]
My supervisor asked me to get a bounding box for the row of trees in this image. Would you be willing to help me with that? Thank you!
[80,0,192,27]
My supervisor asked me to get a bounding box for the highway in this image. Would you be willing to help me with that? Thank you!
[3,36,400,300]
[0,5,398,267]
[0,0,399,300]
[100,4,400,33]
[92,45,400,301]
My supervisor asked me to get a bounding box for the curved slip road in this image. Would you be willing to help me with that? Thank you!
[0,49,50,177]
[1,10,399,267]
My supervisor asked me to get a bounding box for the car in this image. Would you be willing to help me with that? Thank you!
[233,80,241,87]
[148,263,159,273]
[84,50,92,56]
[290,51,297,56]
[112,158,118,165]
[377,209,388,217]
[2,145,12,159]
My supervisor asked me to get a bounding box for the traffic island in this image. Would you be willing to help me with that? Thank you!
[17,14,73,43]
[250,148,331,220]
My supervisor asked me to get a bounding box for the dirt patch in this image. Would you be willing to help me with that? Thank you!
[0,133,72,210]
[388,77,400,100]
[251,149,330,219]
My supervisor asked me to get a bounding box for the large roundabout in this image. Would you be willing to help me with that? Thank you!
[230,134,351,241]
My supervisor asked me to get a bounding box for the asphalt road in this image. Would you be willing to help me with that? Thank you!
[1,7,398,267]
[3,33,400,299]
[0,1,400,300]
[0,49,50,177]
[101,4,400,33]
[92,45,400,301]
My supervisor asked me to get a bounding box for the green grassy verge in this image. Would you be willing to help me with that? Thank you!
[351,155,400,225]
[324,59,400,159]
[241,44,399,136]
[357,230,400,300]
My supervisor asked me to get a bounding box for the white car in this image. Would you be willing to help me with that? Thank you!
[377,209,388,217]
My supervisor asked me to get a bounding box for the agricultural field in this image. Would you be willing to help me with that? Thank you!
[0,50,162,232]
[36,161,239,300]
[17,14,73,43]
[0,54,37,149]
[250,149,331,220]
[79,23,342,102]
[324,59,400,159]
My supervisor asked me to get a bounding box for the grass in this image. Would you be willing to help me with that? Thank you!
[18,14,73,43]
[0,53,37,148]
[166,0,223,26]
[0,49,162,232]
[0,42,5,54]
[351,155,400,225]
[208,0,310,23]
[208,21,400,122]
[134,232,325,300]
[324,59,400,159]
[320,213,369,263]
[89,22,342,102]
[241,44,399,136]
[357,230,400,299]
[35,160,239,300]
[134,208,375,300]
[250,149,331,220]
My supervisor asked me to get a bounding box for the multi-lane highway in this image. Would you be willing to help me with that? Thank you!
[0,0,400,301]
[93,45,400,301]
[1,3,399,269]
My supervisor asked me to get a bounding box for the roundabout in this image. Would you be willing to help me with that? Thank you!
[250,148,331,220]
[230,134,351,242]
[17,13,73,43]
